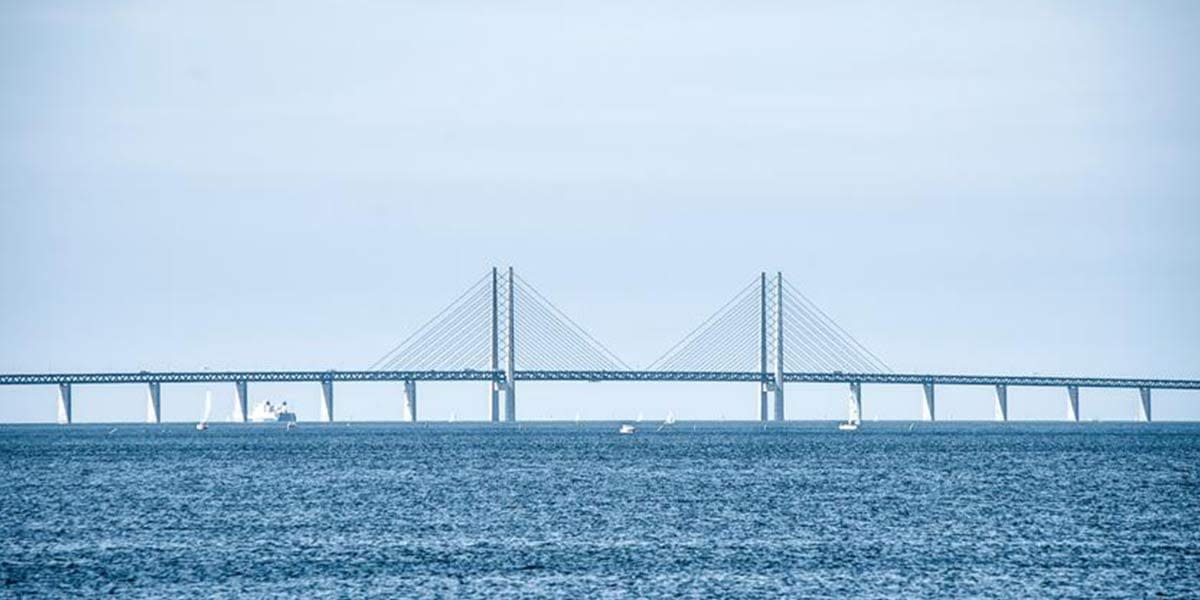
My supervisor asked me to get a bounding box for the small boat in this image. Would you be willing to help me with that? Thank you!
[618,424,636,435]
[196,391,212,431]
[286,422,297,431]
[657,411,677,432]
[839,388,861,431]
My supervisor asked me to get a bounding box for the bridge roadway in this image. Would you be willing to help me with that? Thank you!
[2,370,1199,390]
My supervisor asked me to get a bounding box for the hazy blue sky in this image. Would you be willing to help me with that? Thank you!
[2,1,1198,422]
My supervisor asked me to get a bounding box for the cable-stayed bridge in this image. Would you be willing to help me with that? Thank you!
[2,267,1197,424]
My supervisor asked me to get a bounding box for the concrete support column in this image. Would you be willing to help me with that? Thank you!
[320,379,334,422]
[1138,387,1152,423]
[56,383,72,425]
[490,267,501,422]
[233,381,248,423]
[849,382,862,424]
[403,380,417,422]
[921,382,935,421]
[1067,385,1080,422]
[994,384,1008,422]
[146,381,162,424]
[758,272,769,422]
[759,382,771,422]
[773,272,785,421]
[504,266,516,422]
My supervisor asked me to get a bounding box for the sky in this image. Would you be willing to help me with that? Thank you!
[2,1,1198,422]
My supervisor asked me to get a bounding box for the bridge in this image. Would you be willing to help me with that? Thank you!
[2,267,1196,424]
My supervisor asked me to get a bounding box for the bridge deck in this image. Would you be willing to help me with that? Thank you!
[0,370,1197,390]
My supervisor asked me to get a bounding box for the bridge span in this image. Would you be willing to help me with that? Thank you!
[2,268,1194,424]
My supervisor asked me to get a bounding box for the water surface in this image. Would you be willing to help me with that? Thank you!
[2,422,1198,597]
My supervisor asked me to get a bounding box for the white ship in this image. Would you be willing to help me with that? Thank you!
[249,400,297,423]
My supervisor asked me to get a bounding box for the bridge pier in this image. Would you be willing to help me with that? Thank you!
[504,384,516,422]
[921,382,935,421]
[146,382,161,424]
[504,267,516,422]
[849,382,862,424]
[758,385,769,421]
[758,272,769,422]
[1067,385,1080,422]
[56,383,72,424]
[772,272,785,421]
[490,384,500,422]
[233,381,248,422]
[320,379,334,422]
[489,267,502,422]
[403,380,417,422]
[994,384,1008,422]
[1138,387,1151,422]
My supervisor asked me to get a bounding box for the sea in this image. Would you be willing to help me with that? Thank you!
[2,422,1198,598]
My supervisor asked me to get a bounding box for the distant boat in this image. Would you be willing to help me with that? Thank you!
[636,412,644,423]
[657,411,677,432]
[574,412,581,425]
[449,412,457,423]
[286,422,297,431]
[618,424,636,435]
[249,400,297,423]
[196,391,212,431]
[839,388,861,431]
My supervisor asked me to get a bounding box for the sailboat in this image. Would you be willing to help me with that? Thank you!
[196,391,212,431]
[838,387,861,431]
[656,411,676,432]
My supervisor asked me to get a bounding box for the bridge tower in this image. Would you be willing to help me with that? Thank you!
[758,273,769,421]
[490,266,516,422]
[490,268,501,422]
[773,272,785,421]
[758,272,786,421]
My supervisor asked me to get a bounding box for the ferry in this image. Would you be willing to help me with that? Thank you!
[249,400,297,423]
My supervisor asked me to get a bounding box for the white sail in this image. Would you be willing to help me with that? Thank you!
[848,385,861,425]
[201,391,213,424]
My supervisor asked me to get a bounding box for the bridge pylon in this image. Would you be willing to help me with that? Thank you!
[372,266,626,421]
[495,266,516,422]
[650,271,890,421]
[758,272,786,421]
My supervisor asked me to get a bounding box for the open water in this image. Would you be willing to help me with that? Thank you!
[1,422,1198,598]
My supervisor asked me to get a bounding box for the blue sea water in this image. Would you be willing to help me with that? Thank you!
[1,422,1198,598]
